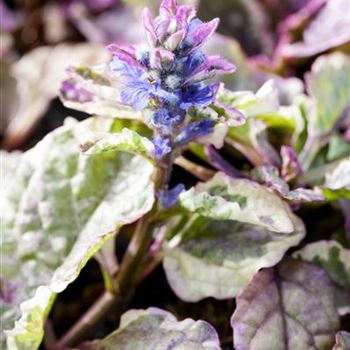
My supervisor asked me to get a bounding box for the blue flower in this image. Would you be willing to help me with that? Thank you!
[181,50,206,76]
[179,82,219,110]
[175,119,215,145]
[159,183,185,208]
[152,108,184,128]
[153,135,172,159]
[109,58,157,110]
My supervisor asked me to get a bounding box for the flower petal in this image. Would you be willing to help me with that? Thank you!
[160,184,185,208]
[180,82,219,109]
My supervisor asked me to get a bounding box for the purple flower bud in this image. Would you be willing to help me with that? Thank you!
[150,48,174,71]
[159,0,177,16]
[159,183,185,208]
[188,55,236,83]
[184,18,220,54]
[176,5,196,30]
[143,8,158,47]
[107,44,144,69]
[164,29,186,51]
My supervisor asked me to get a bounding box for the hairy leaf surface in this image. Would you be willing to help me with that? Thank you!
[179,172,296,233]
[163,213,304,302]
[1,117,155,349]
[78,308,222,350]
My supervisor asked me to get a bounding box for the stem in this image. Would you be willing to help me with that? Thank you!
[44,320,57,348]
[114,209,158,296]
[174,156,215,180]
[52,291,116,349]
[54,160,172,347]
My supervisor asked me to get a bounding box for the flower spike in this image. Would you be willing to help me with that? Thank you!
[103,0,237,160]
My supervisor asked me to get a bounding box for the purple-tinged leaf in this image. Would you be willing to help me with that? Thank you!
[254,166,325,203]
[279,0,350,59]
[60,79,94,103]
[78,308,222,350]
[231,258,340,350]
[333,331,350,350]
[281,145,303,182]
[293,240,350,316]
[285,188,325,202]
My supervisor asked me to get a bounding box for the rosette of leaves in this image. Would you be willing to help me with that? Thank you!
[2,0,350,349]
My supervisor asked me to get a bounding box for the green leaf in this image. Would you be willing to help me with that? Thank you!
[307,53,350,136]
[78,308,222,350]
[293,240,350,315]
[327,135,350,162]
[3,43,109,149]
[163,213,305,302]
[179,172,296,233]
[231,258,340,350]
[333,331,350,350]
[5,287,56,350]
[322,157,350,200]
[2,117,155,349]
[81,128,155,164]
[300,53,350,168]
